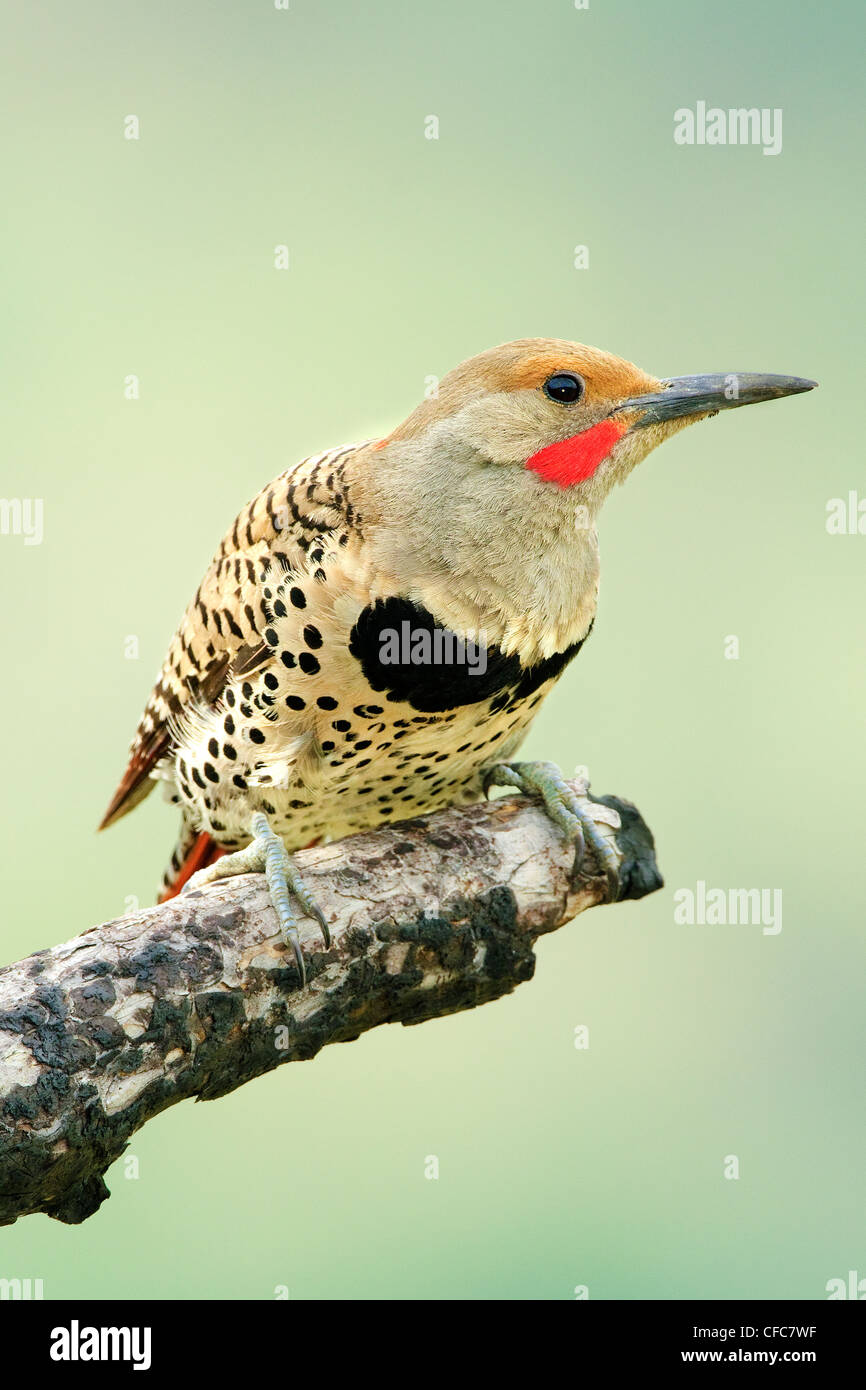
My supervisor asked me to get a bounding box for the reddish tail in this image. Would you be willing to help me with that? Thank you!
[158,832,227,903]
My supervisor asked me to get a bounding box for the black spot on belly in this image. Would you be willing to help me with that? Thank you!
[348,597,592,713]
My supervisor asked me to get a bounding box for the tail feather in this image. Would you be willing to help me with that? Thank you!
[158,829,227,902]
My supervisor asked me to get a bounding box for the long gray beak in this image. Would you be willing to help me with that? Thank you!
[611,372,817,426]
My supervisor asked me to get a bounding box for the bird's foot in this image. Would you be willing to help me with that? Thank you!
[184,812,330,984]
[483,760,622,900]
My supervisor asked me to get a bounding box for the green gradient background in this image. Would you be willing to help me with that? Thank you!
[1,0,863,1300]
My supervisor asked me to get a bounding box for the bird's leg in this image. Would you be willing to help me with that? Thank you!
[184,812,330,984]
[483,760,622,900]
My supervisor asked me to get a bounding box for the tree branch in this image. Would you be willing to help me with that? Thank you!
[0,784,661,1225]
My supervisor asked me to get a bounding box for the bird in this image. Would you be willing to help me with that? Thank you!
[100,339,815,981]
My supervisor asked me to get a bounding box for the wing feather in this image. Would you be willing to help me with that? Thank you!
[99,442,368,828]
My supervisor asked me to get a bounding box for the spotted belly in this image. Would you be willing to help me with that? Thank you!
[166,594,591,851]
[169,680,548,850]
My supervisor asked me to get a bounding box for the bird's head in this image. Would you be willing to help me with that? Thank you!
[379,337,816,514]
[362,338,815,659]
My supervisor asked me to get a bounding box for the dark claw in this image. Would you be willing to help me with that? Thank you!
[573,817,586,862]
[571,842,620,903]
[313,907,332,950]
[568,835,586,889]
[289,937,307,986]
[569,843,583,887]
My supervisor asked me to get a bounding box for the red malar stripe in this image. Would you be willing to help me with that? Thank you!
[526,418,626,488]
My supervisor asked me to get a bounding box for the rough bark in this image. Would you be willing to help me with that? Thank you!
[0,785,661,1226]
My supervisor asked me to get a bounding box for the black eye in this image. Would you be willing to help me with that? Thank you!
[543,372,585,404]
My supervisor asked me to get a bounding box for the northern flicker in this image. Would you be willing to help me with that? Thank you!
[100,340,815,980]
